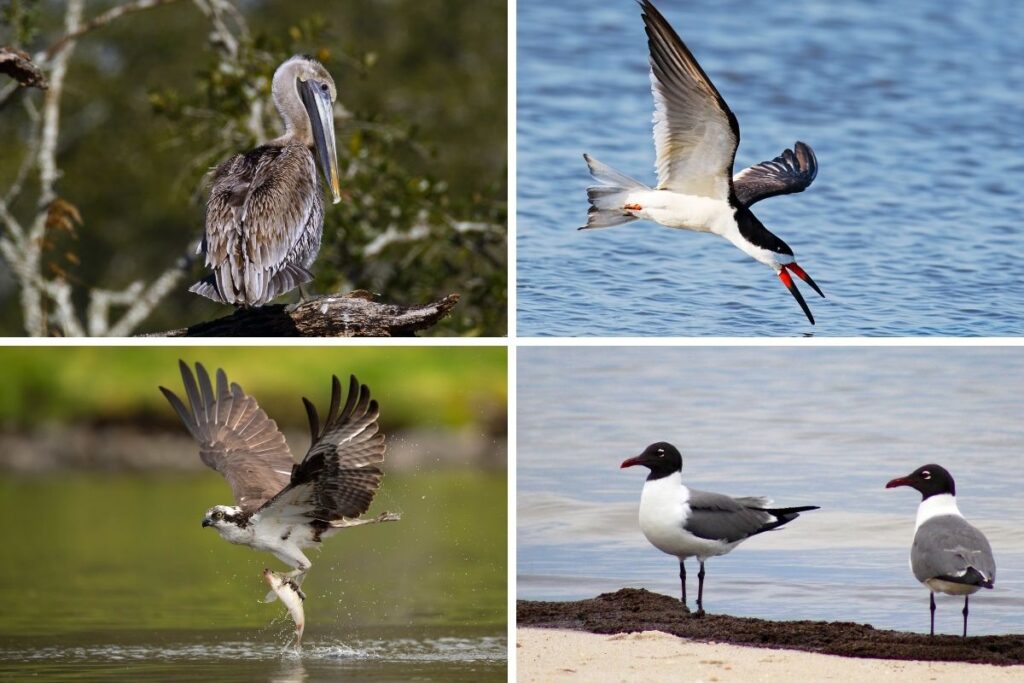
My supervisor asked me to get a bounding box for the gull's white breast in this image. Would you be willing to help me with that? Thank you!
[638,472,736,561]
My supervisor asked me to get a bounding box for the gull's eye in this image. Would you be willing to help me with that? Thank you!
[921,471,931,479]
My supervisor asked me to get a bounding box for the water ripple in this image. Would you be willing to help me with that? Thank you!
[517,0,1024,336]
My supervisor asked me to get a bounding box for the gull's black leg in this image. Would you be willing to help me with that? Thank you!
[678,559,690,612]
[696,561,706,617]
[929,593,936,636]
[962,595,969,638]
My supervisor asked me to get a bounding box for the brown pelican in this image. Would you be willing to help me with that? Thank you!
[190,55,342,307]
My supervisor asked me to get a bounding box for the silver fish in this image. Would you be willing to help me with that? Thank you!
[262,568,305,649]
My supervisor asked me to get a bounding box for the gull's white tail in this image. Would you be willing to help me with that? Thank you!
[581,154,650,229]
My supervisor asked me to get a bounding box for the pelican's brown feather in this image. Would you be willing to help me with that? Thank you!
[196,144,324,307]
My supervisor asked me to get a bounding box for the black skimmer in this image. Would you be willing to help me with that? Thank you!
[621,442,819,615]
[886,464,996,637]
[581,0,824,324]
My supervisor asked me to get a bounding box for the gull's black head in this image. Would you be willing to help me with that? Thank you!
[885,464,956,500]
[621,441,683,480]
[201,504,246,529]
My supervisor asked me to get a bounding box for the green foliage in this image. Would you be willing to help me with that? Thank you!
[0,346,507,431]
[0,0,42,47]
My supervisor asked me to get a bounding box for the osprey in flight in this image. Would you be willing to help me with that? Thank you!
[160,361,400,590]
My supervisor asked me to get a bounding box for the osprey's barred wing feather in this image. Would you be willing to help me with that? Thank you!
[159,360,294,513]
[259,375,386,522]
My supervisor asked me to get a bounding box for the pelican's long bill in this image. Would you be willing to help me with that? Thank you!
[299,78,342,204]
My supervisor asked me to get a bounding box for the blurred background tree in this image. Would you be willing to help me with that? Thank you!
[0,0,507,336]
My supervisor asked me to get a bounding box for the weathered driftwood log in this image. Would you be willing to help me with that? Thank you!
[142,291,460,337]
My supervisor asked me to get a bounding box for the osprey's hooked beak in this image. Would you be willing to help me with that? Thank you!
[201,517,212,528]
[299,78,341,205]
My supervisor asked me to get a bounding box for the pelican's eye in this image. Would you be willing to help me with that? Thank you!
[320,82,329,94]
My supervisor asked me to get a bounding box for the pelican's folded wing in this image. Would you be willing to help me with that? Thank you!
[733,142,818,207]
[202,145,321,306]
[160,360,295,512]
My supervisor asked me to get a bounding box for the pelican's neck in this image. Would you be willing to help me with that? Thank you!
[270,60,312,147]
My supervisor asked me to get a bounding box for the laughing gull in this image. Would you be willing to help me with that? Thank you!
[621,442,819,615]
[886,464,996,637]
[581,0,824,324]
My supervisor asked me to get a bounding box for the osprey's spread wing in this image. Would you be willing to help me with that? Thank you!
[733,142,818,207]
[258,375,386,523]
[160,361,294,513]
[641,0,739,200]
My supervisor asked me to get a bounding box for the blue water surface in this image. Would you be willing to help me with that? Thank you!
[517,0,1024,335]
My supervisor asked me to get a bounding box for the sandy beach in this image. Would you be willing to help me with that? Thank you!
[517,628,1024,683]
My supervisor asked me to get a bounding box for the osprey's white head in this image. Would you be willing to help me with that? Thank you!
[201,505,252,544]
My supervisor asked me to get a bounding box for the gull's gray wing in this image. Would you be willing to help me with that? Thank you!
[641,0,739,200]
[258,375,386,522]
[912,516,996,587]
[733,142,818,207]
[159,360,294,513]
[684,489,775,543]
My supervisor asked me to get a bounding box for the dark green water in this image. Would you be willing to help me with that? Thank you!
[0,471,506,681]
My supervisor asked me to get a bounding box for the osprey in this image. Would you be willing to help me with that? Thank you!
[160,360,400,592]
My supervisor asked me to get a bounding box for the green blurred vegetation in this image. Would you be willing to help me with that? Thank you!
[0,0,507,335]
[0,346,506,431]
[0,470,506,635]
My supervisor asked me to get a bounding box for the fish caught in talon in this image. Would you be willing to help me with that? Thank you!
[263,568,306,649]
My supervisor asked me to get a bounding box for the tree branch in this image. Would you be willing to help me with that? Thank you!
[43,0,187,59]
[0,0,237,336]
[105,247,198,336]
[13,0,84,336]
[143,292,460,337]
